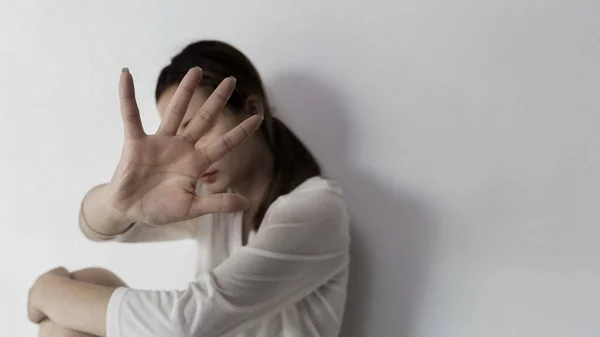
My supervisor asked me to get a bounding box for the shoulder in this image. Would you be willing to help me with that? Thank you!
[265,177,349,231]
[249,177,350,253]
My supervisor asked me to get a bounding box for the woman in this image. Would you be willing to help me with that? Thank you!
[28,40,350,337]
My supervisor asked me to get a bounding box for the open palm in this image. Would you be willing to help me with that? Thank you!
[104,67,261,226]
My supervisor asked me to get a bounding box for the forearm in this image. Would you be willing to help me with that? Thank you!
[35,273,117,336]
[81,184,132,237]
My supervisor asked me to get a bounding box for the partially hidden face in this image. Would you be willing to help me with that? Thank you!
[157,85,263,194]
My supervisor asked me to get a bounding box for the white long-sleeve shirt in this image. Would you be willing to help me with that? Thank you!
[79,177,350,337]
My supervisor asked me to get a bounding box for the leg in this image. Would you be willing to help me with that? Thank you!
[37,268,127,337]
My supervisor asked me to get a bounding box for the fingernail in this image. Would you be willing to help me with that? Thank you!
[122,67,129,73]
[194,66,202,71]
[260,114,265,121]
[230,76,237,84]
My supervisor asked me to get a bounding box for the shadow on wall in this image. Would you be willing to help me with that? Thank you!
[270,73,437,337]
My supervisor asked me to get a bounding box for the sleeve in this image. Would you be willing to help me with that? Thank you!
[105,185,351,337]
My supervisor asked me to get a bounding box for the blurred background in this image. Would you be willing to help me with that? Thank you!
[1,1,599,336]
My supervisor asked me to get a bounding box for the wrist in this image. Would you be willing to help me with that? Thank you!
[83,185,133,236]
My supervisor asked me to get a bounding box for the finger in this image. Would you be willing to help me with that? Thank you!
[157,67,203,136]
[197,115,262,168]
[180,76,236,143]
[119,68,145,140]
[189,193,249,217]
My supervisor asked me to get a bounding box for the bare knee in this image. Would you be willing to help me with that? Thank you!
[70,267,126,287]
[38,319,95,337]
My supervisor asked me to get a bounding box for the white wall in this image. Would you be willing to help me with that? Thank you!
[1,1,599,336]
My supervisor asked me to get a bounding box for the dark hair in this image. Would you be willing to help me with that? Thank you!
[155,40,321,230]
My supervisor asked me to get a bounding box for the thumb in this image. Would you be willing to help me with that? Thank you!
[188,193,250,218]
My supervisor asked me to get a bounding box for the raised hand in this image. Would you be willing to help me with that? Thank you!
[103,67,261,226]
